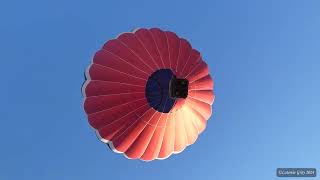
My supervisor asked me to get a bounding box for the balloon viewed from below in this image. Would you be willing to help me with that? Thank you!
[82,28,215,161]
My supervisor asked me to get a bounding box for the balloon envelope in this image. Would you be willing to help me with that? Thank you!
[82,28,214,161]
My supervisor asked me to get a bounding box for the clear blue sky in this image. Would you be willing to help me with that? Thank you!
[0,0,319,179]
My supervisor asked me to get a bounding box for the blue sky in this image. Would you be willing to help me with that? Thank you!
[0,0,319,179]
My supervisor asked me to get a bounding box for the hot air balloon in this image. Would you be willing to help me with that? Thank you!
[82,27,214,161]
